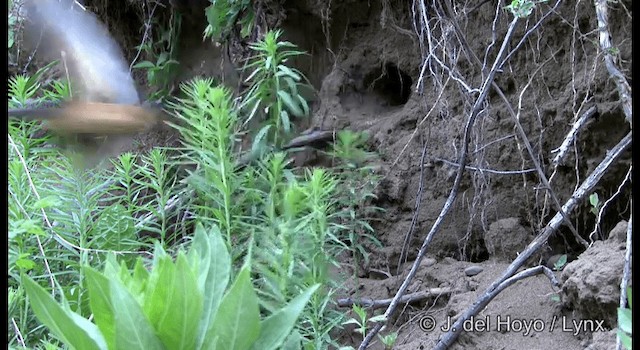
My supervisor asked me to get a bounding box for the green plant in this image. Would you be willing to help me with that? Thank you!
[8,0,17,49]
[241,29,311,147]
[377,332,398,350]
[618,286,632,350]
[167,79,241,248]
[504,0,548,18]
[552,254,568,271]
[203,0,254,42]
[589,192,602,216]
[330,131,375,169]
[342,304,387,341]
[8,71,186,348]
[168,78,360,348]
[327,131,384,269]
[22,223,319,350]
[132,11,181,101]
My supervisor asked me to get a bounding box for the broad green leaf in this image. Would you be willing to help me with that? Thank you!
[110,276,165,350]
[341,319,361,326]
[618,308,632,334]
[281,77,298,97]
[265,56,273,70]
[618,330,632,350]
[144,253,203,350]
[22,275,108,350]
[15,257,36,271]
[280,330,302,350]
[277,90,304,117]
[251,284,319,350]
[33,196,61,210]
[84,267,117,349]
[207,266,260,350]
[157,52,168,65]
[132,61,156,69]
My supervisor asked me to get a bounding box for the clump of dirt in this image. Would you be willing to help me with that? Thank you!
[560,220,631,329]
[484,217,533,262]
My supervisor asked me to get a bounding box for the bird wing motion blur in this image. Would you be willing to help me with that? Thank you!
[8,0,162,135]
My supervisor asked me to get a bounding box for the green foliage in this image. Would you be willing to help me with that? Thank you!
[341,304,386,341]
[618,286,632,350]
[167,79,240,246]
[203,0,254,42]
[553,254,568,271]
[377,332,398,350]
[505,0,548,18]
[9,26,384,349]
[8,71,187,348]
[132,11,182,101]
[589,192,602,216]
[168,78,353,348]
[327,131,384,268]
[241,30,311,147]
[22,223,319,350]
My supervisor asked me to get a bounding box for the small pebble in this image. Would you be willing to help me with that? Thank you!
[465,266,483,276]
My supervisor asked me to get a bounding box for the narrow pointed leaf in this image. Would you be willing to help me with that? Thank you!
[144,253,203,350]
[277,90,304,117]
[251,284,319,350]
[84,267,117,349]
[110,276,165,350]
[22,275,108,350]
[207,266,260,350]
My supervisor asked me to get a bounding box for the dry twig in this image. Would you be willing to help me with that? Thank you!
[594,0,632,126]
[551,105,597,168]
[337,288,452,310]
[434,131,631,349]
[358,15,521,350]
[616,215,632,350]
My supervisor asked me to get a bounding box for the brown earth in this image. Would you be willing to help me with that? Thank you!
[17,0,633,349]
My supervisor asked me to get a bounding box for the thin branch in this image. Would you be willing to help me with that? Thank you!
[510,52,589,249]
[500,0,563,68]
[337,288,452,310]
[129,0,160,72]
[594,0,632,125]
[11,318,26,349]
[589,164,632,243]
[434,131,631,349]
[444,0,589,251]
[616,214,632,350]
[398,138,430,273]
[8,134,57,295]
[550,105,597,168]
[431,157,537,175]
[391,77,449,169]
[358,16,521,350]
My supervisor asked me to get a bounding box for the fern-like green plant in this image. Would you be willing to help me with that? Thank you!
[240,29,311,147]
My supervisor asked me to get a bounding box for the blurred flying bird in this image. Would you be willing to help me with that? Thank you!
[8,0,163,147]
